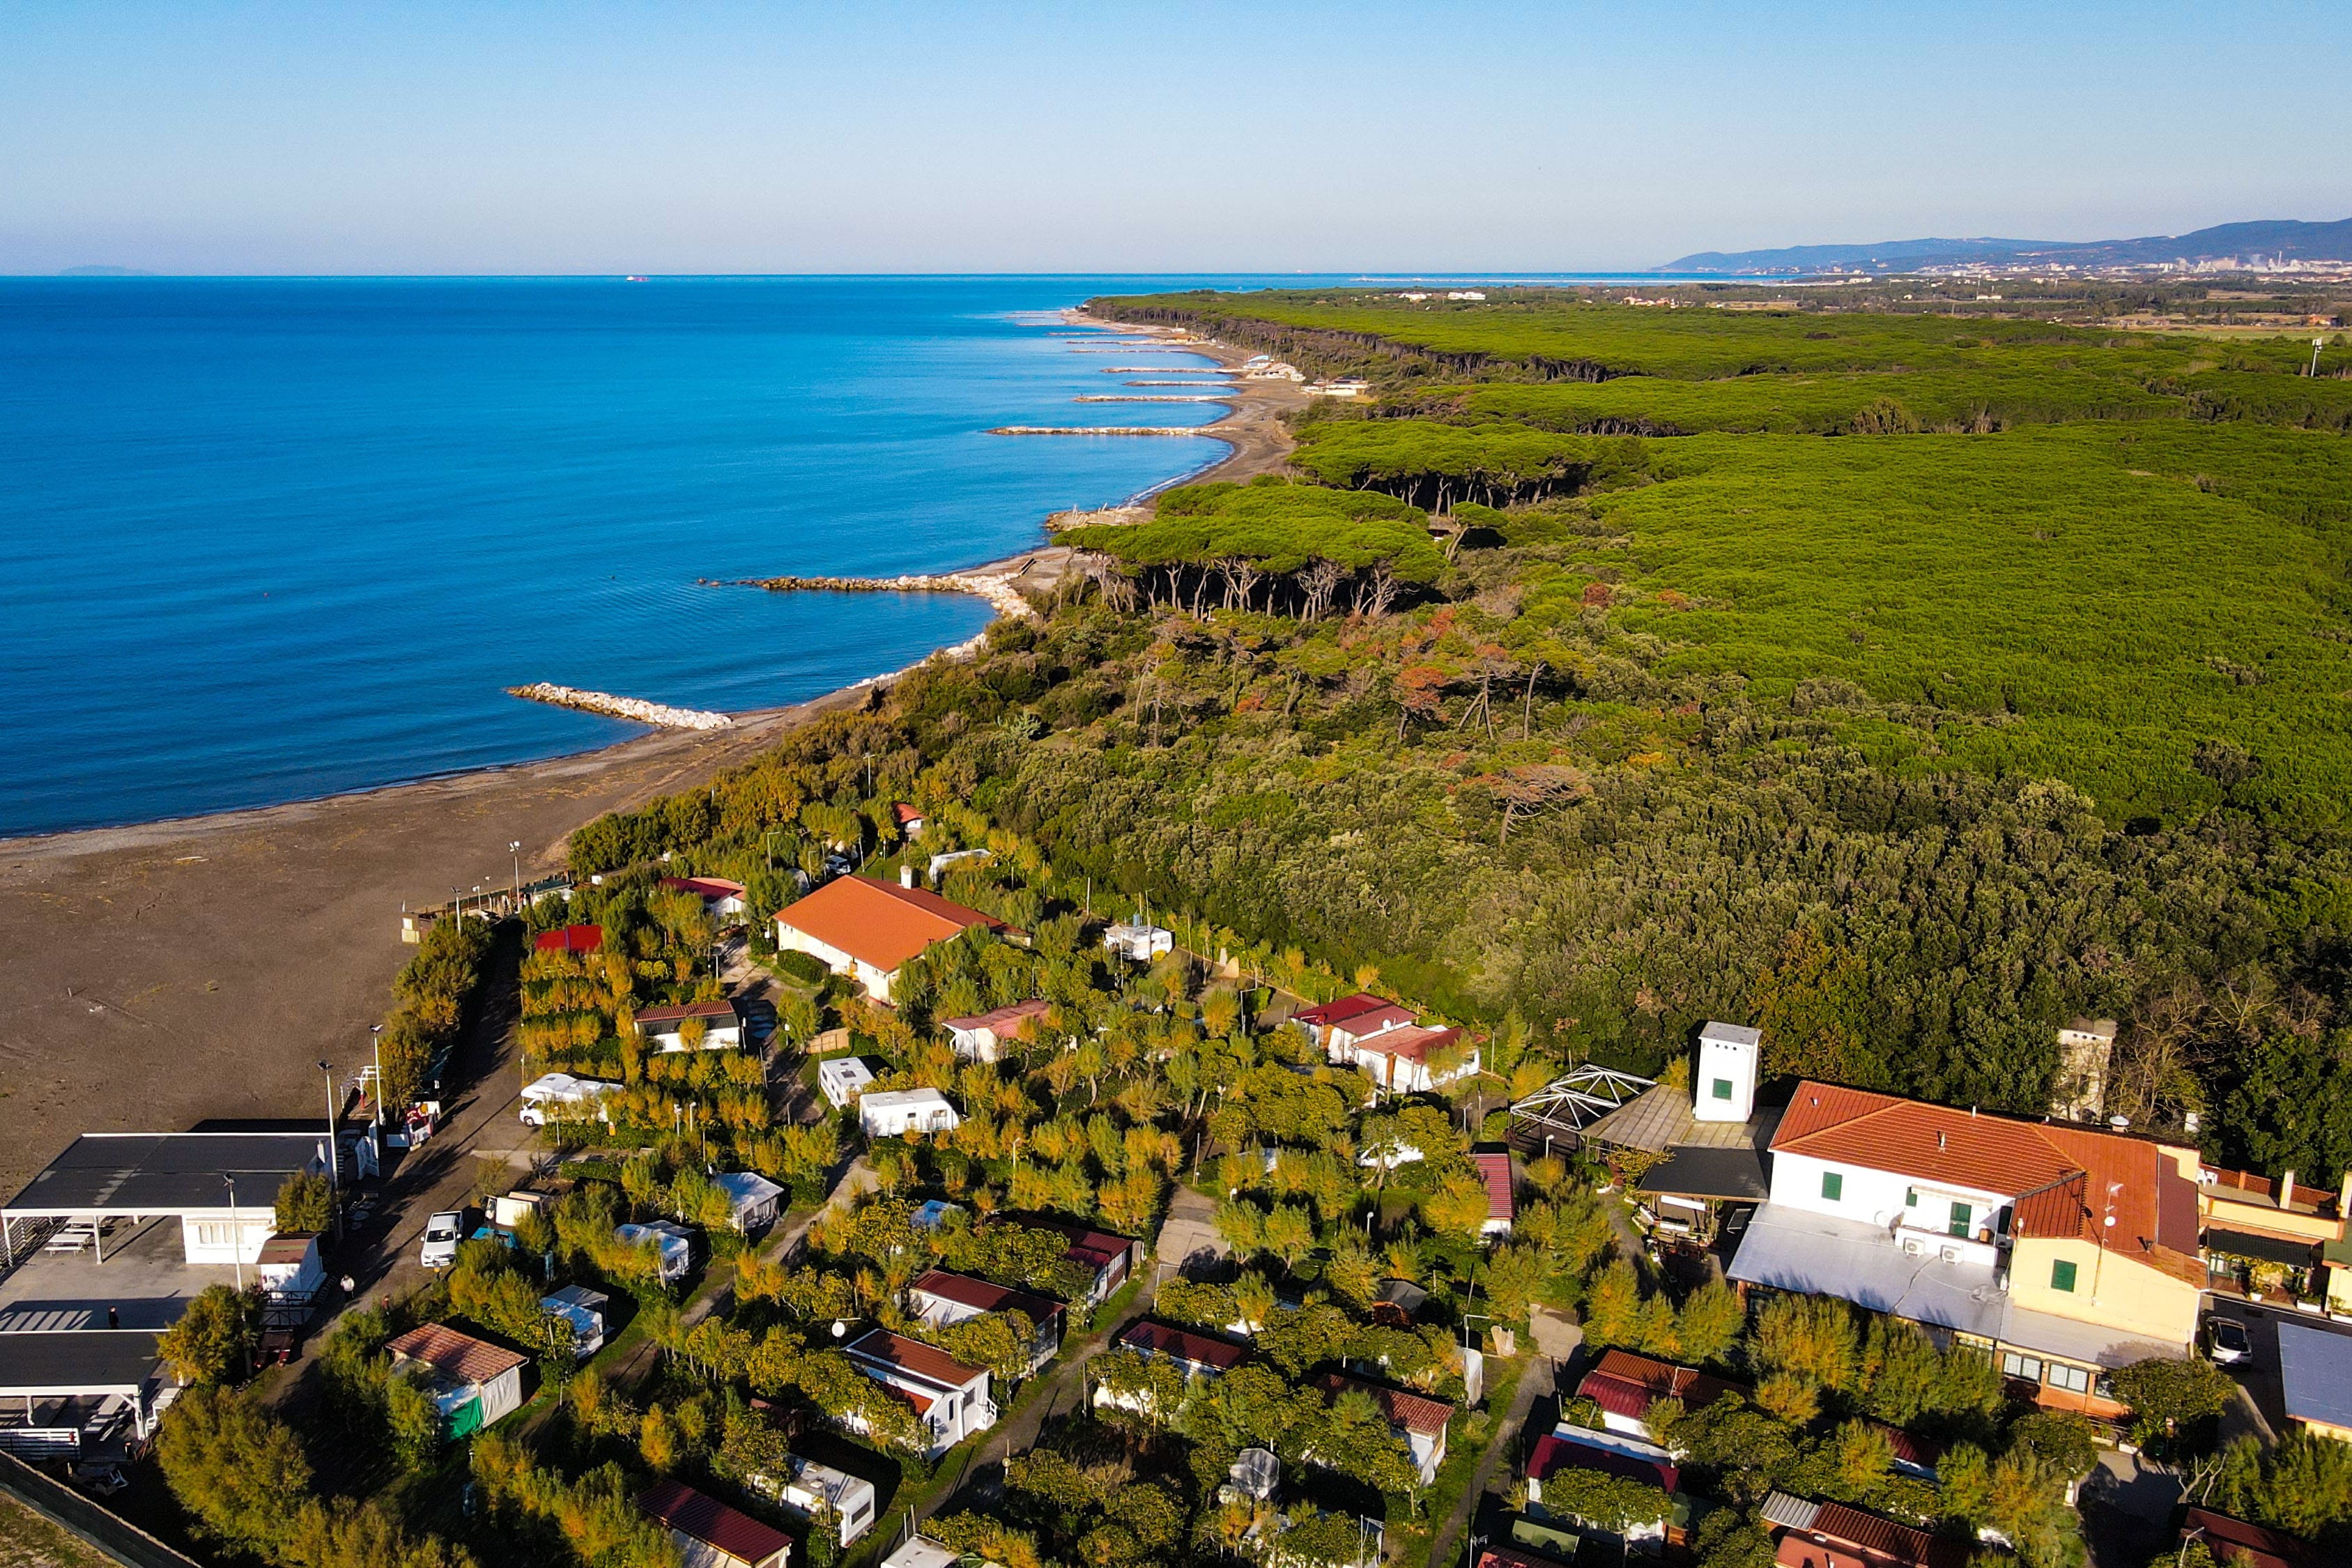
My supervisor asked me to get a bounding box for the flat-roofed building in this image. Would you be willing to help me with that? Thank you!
[3,1131,348,1271]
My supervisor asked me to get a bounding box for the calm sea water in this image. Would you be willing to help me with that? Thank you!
[0,275,1318,836]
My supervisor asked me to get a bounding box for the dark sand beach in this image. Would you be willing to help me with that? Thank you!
[0,320,1299,1196]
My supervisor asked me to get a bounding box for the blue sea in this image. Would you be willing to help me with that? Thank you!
[0,275,1325,836]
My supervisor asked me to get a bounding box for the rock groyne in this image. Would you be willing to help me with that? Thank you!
[738,569,1038,622]
[508,684,734,730]
[987,425,1213,437]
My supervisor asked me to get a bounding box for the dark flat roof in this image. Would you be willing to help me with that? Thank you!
[2277,1322,2352,1431]
[1636,1144,1769,1202]
[4,1132,329,1217]
[0,1330,162,1394]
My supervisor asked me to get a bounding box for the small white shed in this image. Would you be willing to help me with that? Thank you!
[817,1055,877,1109]
[615,1220,695,1284]
[713,1171,785,1233]
[859,1088,961,1139]
[1102,919,1174,963]
[780,1454,881,1546]
[542,1285,610,1359]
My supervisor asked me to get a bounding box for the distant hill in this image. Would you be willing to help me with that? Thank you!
[1663,217,2352,275]
[56,264,156,277]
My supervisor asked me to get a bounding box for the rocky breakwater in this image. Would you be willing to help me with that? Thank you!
[508,683,735,730]
[736,567,1041,624]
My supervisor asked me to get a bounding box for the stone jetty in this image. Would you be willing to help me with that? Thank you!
[739,569,1038,622]
[987,424,1213,437]
[508,683,734,730]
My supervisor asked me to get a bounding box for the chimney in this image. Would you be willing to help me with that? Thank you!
[899,865,916,890]
[2280,1169,2296,1209]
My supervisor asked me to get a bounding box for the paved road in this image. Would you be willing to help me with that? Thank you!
[925,1268,1164,1522]
[267,939,525,1399]
[1424,1355,1554,1568]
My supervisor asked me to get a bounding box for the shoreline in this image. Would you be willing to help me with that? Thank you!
[0,303,1298,1197]
[0,311,1290,856]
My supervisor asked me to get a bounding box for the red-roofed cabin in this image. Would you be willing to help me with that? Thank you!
[892,803,926,838]
[1527,1433,1680,1546]
[1333,1022,1479,1094]
[1576,1348,1744,1440]
[2178,1507,2324,1568]
[632,998,744,1052]
[639,1477,791,1568]
[843,1330,996,1458]
[1475,1151,1516,1237]
[534,923,604,955]
[1013,1214,1140,1303]
[659,876,748,921]
[1764,1497,1970,1568]
[1315,1372,1454,1484]
[941,999,1050,1063]
[907,1270,1064,1374]
[1292,992,1392,1039]
[1096,1320,1248,1418]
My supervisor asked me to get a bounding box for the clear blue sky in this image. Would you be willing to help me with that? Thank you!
[3,0,2343,275]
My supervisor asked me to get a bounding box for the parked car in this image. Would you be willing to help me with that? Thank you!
[2208,1316,2252,1367]
[420,1210,464,1270]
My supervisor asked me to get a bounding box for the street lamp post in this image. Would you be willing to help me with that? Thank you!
[224,1175,243,1290]
[319,1061,341,1243]
[510,841,522,909]
[370,1024,386,1129]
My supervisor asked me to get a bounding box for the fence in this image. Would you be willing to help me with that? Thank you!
[0,1449,206,1568]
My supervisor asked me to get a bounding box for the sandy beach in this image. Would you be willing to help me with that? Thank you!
[0,313,1299,1197]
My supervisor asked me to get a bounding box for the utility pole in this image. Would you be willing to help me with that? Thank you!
[511,840,522,908]
[2316,337,2328,378]
[370,1024,385,1128]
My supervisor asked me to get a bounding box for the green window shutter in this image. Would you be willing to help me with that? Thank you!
[1949,1202,1972,1237]
[1821,1171,1843,1201]
[1712,1077,1733,1101]
[2051,1259,2078,1293]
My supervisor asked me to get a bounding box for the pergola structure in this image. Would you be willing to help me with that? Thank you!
[1507,1065,1657,1155]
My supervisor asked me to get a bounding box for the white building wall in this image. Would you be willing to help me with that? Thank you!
[1695,1029,1758,1123]
[1769,1150,2013,1236]
[776,923,898,1001]
[180,1214,276,1266]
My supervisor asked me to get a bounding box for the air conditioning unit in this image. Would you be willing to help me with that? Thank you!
[1940,1246,1963,1266]
[1901,1236,1926,1257]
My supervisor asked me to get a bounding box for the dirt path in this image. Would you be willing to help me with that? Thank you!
[1424,1357,1552,1568]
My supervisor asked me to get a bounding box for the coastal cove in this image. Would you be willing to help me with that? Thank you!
[0,275,1305,838]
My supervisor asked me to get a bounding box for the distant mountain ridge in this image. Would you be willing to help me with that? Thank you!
[1663,217,2352,275]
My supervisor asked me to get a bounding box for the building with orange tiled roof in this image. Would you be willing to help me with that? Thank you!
[1730,1080,2204,1420]
[773,873,1014,1002]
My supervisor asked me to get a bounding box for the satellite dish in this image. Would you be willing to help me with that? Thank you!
[831,1319,848,1339]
